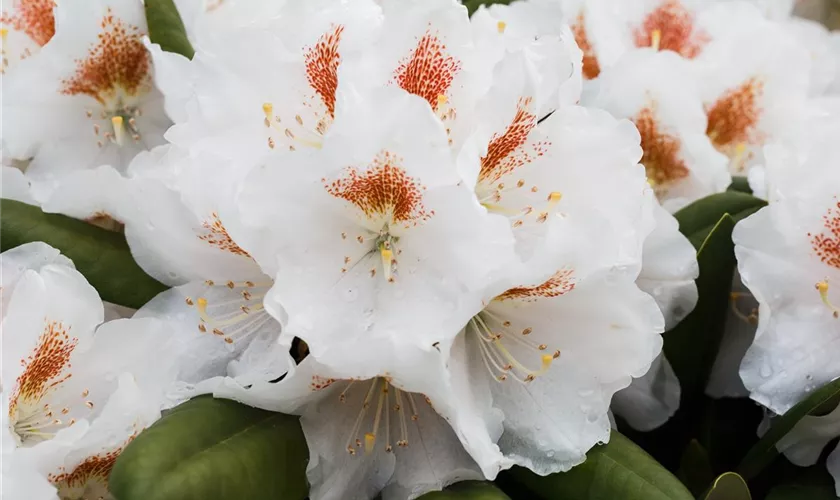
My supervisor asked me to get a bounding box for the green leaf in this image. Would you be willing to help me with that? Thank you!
[109,396,309,500]
[0,199,167,309]
[727,176,752,194]
[737,377,840,480]
[145,0,194,59]
[664,215,738,405]
[462,0,513,15]
[677,440,715,497]
[702,472,751,500]
[674,191,766,249]
[506,431,693,500]
[419,481,511,499]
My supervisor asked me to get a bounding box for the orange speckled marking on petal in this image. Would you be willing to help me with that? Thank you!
[1,0,55,46]
[304,25,344,119]
[635,106,690,187]
[393,29,462,112]
[706,78,764,150]
[60,9,150,104]
[496,269,576,302]
[310,375,337,391]
[479,97,550,185]
[49,433,137,494]
[9,321,77,418]
[810,199,840,270]
[634,0,709,58]
[199,212,251,257]
[324,150,433,226]
[572,13,600,80]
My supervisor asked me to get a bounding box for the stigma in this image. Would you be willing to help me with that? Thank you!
[650,29,662,51]
[816,280,840,318]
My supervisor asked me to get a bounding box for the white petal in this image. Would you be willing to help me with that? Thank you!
[637,198,699,330]
[612,353,680,432]
[777,402,840,468]
[1,166,37,205]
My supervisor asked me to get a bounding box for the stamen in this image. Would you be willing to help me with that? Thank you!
[365,383,388,454]
[729,292,758,324]
[111,116,125,146]
[731,143,748,173]
[379,241,395,282]
[406,392,420,421]
[651,29,662,51]
[346,379,380,455]
[394,388,409,447]
[262,102,273,127]
[497,21,507,34]
[816,281,840,318]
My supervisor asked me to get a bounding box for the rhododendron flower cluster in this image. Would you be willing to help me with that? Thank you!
[2,0,840,499]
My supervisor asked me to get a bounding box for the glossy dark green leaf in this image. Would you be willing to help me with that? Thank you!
[674,191,766,250]
[0,199,167,309]
[677,439,715,497]
[507,431,693,500]
[702,472,751,500]
[664,215,738,407]
[737,377,840,480]
[727,176,752,194]
[109,396,309,500]
[463,0,513,15]
[419,481,511,499]
[145,0,194,59]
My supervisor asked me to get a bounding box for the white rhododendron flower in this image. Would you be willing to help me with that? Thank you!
[735,138,840,416]
[239,86,515,374]
[583,49,730,211]
[447,188,664,473]
[1,244,160,497]
[694,7,810,175]
[0,242,245,496]
[155,0,381,166]
[211,351,504,500]
[2,0,169,179]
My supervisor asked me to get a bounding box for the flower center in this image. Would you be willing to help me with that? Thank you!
[325,151,432,283]
[187,280,273,345]
[260,24,345,152]
[9,321,91,446]
[572,13,601,80]
[469,311,559,383]
[706,78,764,165]
[339,378,425,455]
[634,0,709,58]
[634,105,690,192]
[48,435,135,500]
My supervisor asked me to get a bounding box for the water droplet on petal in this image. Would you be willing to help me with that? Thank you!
[343,288,359,302]
[759,362,773,378]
